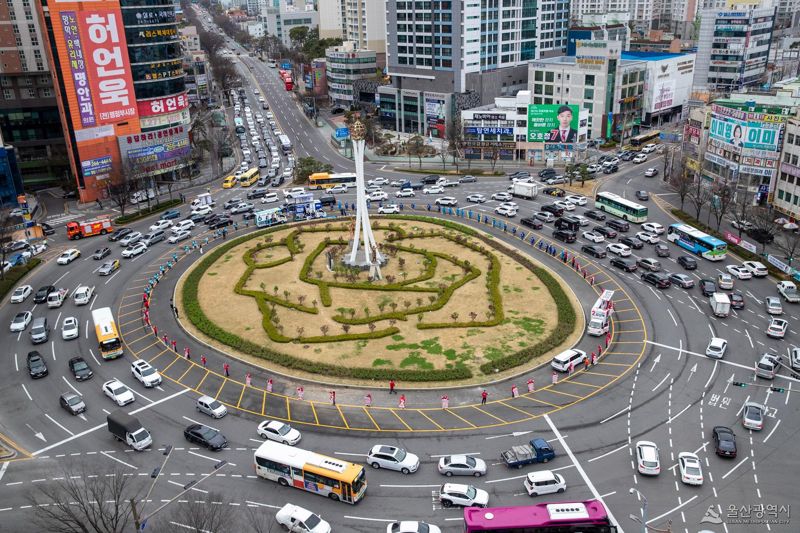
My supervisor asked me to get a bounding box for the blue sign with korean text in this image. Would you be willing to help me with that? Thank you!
[335,127,350,139]
[465,127,514,135]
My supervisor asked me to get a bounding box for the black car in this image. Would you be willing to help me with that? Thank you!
[553,229,576,243]
[60,392,86,415]
[109,227,132,242]
[186,213,207,224]
[271,176,285,187]
[699,278,717,296]
[620,236,644,250]
[606,219,630,232]
[713,426,737,457]
[541,187,566,198]
[746,228,774,244]
[541,204,565,217]
[610,257,637,272]
[537,168,556,179]
[677,255,698,270]
[510,171,532,180]
[41,222,55,236]
[27,351,48,379]
[730,290,745,309]
[620,151,635,161]
[68,356,93,381]
[210,217,233,230]
[594,226,617,239]
[654,243,670,257]
[204,213,222,225]
[585,210,606,221]
[93,247,111,260]
[641,272,671,289]
[520,217,543,230]
[602,164,619,174]
[246,187,269,199]
[34,285,56,304]
[581,244,607,258]
[598,155,611,164]
[184,424,228,451]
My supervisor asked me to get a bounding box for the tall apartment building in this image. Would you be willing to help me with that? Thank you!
[319,0,346,40]
[692,4,775,97]
[652,0,699,37]
[318,1,386,66]
[570,0,655,31]
[263,4,318,48]
[0,0,69,187]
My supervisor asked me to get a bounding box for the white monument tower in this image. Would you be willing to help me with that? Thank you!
[344,119,385,279]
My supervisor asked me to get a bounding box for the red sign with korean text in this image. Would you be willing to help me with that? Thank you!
[137,92,190,117]
[78,9,137,124]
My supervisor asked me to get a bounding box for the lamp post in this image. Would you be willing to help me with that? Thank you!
[629,488,673,533]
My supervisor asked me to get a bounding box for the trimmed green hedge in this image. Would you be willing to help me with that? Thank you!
[115,198,183,224]
[0,258,42,301]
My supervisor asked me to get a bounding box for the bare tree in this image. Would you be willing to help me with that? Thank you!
[406,136,425,168]
[26,466,141,533]
[749,205,781,252]
[162,491,237,533]
[775,229,800,266]
[489,148,501,172]
[730,187,754,237]
[687,176,711,221]
[670,164,694,212]
[709,183,734,231]
[240,504,279,533]
[446,112,463,175]
[0,207,15,280]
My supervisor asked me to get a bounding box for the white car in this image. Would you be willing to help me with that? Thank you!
[726,265,752,280]
[122,242,148,258]
[586,164,601,174]
[395,188,415,198]
[369,191,389,201]
[566,195,587,206]
[641,222,664,235]
[57,248,81,265]
[742,260,768,277]
[435,196,457,206]
[765,296,783,315]
[389,180,405,187]
[61,317,79,340]
[230,202,255,214]
[603,157,621,167]
[495,205,517,217]
[635,231,660,244]
[633,153,648,164]
[641,143,658,153]
[368,177,389,186]
[582,231,605,243]
[190,205,213,216]
[491,192,512,201]
[131,359,162,387]
[467,193,486,203]
[644,167,659,177]
[275,504,331,533]
[102,379,135,406]
[257,420,302,445]
[172,220,195,233]
[9,311,32,332]
[438,483,489,508]
[717,273,734,290]
[422,185,444,195]
[261,193,280,204]
[367,444,420,474]
[378,204,401,214]
[635,440,660,475]
[148,219,173,232]
[168,230,191,244]
[705,337,727,359]
[606,243,632,257]
[120,232,142,246]
[573,215,590,227]
[766,318,788,339]
[678,452,703,485]
[328,184,348,194]
[386,522,441,533]
[554,200,575,212]
[10,284,32,303]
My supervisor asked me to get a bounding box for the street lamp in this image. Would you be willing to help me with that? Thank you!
[629,488,672,533]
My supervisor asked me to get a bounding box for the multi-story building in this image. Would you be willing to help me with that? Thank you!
[527,40,647,142]
[184,51,209,105]
[774,117,800,217]
[318,0,346,40]
[776,0,799,27]
[0,0,70,188]
[179,25,201,53]
[0,132,23,206]
[692,4,775,97]
[570,0,655,32]
[622,51,696,126]
[341,0,387,67]
[325,42,376,106]
[567,21,630,56]
[263,4,318,48]
[653,0,699,36]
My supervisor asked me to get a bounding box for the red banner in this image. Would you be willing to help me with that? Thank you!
[78,9,137,124]
[137,92,190,117]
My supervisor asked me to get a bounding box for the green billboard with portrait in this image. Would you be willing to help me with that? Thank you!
[527,104,580,143]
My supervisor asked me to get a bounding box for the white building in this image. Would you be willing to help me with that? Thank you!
[343,0,387,66]
[571,0,655,31]
[179,25,201,53]
[263,5,319,47]
[621,51,696,126]
[319,0,347,40]
[240,20,265,39]
[325,42,377,106]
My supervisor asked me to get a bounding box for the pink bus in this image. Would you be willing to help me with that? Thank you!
[463,500,617,532]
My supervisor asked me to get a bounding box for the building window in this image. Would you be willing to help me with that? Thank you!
[585,75,595,86]
[778,190,784,200]
[788,133,795,145]
[535,71,543,82]
[26,88,35,98]
[2,89,14,100]
[40,87,52,97]
[584,88,594,100]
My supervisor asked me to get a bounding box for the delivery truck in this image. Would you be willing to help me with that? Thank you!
[709,292,731,318]
[501,438,556,468]
[191,192,216,209]
[511,182,538,200]
[107,410,152,451]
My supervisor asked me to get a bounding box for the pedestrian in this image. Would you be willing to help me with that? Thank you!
[185,347,191,360]
[584,357,590,371]
[163,334,169,346]
[245,372,252,387]
[142,293,148,306]
[266,378,273,393]
[201,355,207,367]
[329,390,336,405]
[552,371,558,385]
[171,340,177,352]
[605,332,611,348]
[511,384,519,398]
[590,275,595,286]
[152,325,158,338]
[297,386,304,400]
[174,306,179,319]
[223,362,230,377]
[364,393,372,407]
[398,394,406,409]
[527,378,535,393]
[206,186,211,194]
[441,394,449,409]
[591,352,597,366]
[583,269,587,279]
[568,361,574,375]
[481,389,488,405]
[597,345,603,357]
[389,379,396,394]
[199,245,204,255]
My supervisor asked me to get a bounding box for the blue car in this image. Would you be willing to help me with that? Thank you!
[160,209,181,220]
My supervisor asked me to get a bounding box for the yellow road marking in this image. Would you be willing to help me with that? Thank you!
[336,405,350,428]
[473,406,506,423]
[604,351,640,355]
[517,394,560,408]
[308,401,318,424]
[236,385,246,408]
[585,370,621,378]
[546,388,583,399]
[214,379,227,399]
[177,364,195,382]
[390,410,413,431]
[362,407,380,429]
[498,400,537,418]
[416,410,444,430]
[148,348,172,365]
[261,390,266,415]
[444,408,477,428]
[566,379,601,389]
[598,361,631,367]
[161,356,182,373]
[195,369,211,389]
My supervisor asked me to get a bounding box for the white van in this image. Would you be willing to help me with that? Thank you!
[524,470,567,496]
[551,349,587,372]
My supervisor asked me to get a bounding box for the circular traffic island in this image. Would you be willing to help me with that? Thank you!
[180,216,579,384]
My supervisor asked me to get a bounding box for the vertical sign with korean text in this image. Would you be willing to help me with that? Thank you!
[60,11,96,127]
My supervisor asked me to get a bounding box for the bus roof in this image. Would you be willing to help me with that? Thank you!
[597,191,645,208]
[670,223,726,246]
[254,441,363,481]
[91,307,115,325]
[464,500,610,528]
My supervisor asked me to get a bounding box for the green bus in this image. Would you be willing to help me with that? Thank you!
[595,191,648,223]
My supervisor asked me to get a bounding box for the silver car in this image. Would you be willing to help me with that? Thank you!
[367,445,419,474]
[765,296,783,315]
[742,402,764,431]
[437,455,487,477]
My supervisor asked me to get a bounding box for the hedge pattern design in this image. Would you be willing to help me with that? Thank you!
[182,216,576,381]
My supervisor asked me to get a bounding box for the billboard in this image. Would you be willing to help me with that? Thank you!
[709,115,783,152]
[81,155,113,178]
[527,104,579,143]
[118,125,190,178]
[137,93,189,117]
[652,80,675,112]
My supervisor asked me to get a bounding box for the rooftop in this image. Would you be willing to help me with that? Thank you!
[621,51,687,61]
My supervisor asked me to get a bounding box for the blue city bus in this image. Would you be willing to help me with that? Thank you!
[666,223,727,261]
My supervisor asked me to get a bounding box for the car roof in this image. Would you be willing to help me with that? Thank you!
[526,470,557,481]
[709,337,726,346]
[442,483,469,492]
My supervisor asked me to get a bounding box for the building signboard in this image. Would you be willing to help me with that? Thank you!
[118,125,190,177]
[464,127,514,135]
[527,104,579,143]
[652,80,675,111]
[424,93,447,138]
[781,162,800,178]
[709,115,783,152]
[60,11,96,127]
[462,141,516,149]
[470,113,507,121]
[81,155,113,177]
[137,93,189,117]
[139,109,190,130]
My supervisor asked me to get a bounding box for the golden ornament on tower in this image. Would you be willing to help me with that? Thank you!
[351,119,366,141]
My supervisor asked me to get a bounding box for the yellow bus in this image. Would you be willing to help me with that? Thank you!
[222,175,237,188]
[253,441,367,504]
[92,307,123,360]
[239,168,259,187]
[308,172,357,190]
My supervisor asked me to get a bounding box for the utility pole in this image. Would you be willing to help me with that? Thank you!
[629,488,673,533]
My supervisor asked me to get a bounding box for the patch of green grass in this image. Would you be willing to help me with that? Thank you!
[444,349,457,360]
[466,328,484,337]
[314,348,322,354]
[386,341,420,351]
[372,358,392,367]
[512,316,545,335]
[484,346,506,361]
[517,341,528,347]
[244,326,251,331]
[399,352,434,370]
[391,334,405,341]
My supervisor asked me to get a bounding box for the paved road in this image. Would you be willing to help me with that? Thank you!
[0,15,797,533]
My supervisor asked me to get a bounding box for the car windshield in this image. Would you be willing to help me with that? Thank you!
[141,367,156,376]
[74,361,88,371]
[131,428,150,443]
[465,456,476,467]
[643,460,658,468]
[111,384,127,395]
[466,486,477,499]
[685,465,701,475]
[394,449,407,462]
[13,288,24,296]
[199,427,218,440]
[67,395,82,406]
[209,400,222,410]
[13,314,25,322]
[277,424,290,436]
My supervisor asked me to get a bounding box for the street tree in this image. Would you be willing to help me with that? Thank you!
[729,187,754,237]
[670,163,694,212]
[709,183,734,231]
[162,491,237,533]
[406,136,426,168]
[445,112,463,174]
[0,207,15,280]
[687,175,711,221]
[294,156,333,184]
[775,228,800,266]
[749,205,781,252]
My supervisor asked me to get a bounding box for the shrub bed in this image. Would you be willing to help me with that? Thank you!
[115,199,183,225]
[0,258,42,300]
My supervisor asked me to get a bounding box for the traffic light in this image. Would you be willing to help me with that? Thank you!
[731,381,748,387]
[770,387,786,393]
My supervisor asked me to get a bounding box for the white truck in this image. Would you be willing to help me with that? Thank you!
[709,292,731,317]
[191,192,216,209]
[107,410,152,451]
[777,281,800,303]
[587,289,614,336]
[47,288,69,308]
[73,285,95,306]
[511,181,538,200]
